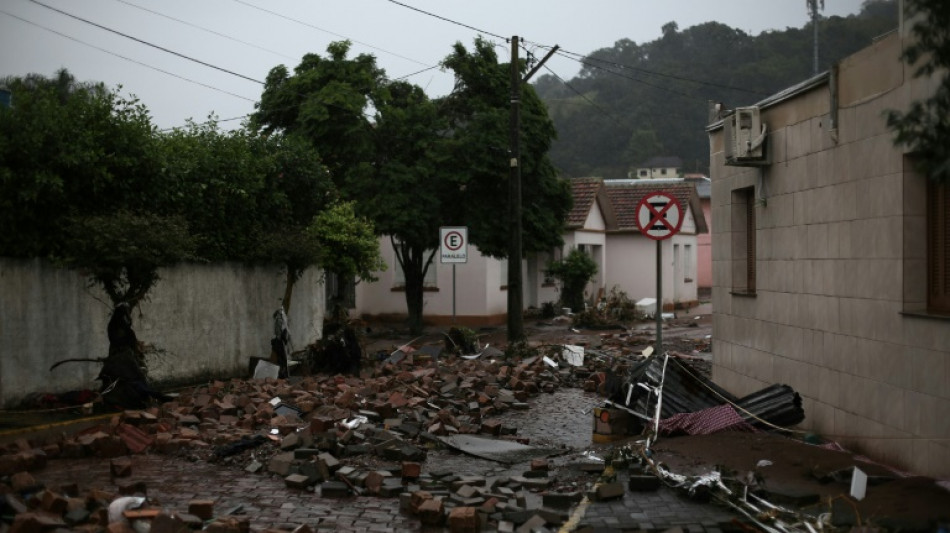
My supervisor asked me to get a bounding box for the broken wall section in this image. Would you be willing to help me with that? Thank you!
[0,259,325,407]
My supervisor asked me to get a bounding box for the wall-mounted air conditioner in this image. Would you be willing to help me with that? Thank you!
[724,106,769,166]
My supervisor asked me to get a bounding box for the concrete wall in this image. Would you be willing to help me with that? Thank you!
[709,29,950,476]
[0,259,325,407]
[697,199,713,292]
[354,238,513,326]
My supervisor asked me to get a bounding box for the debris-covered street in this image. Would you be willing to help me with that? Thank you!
[2,311,949,532]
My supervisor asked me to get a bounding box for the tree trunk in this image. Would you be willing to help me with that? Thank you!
[394,241,432,336]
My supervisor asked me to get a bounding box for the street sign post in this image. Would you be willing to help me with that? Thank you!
[440,227,468,323]
[634,192,684,354]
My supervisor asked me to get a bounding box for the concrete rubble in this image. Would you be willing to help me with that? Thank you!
[1,333,666,532]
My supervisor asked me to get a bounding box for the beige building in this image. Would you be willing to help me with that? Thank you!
[708,14,949,475]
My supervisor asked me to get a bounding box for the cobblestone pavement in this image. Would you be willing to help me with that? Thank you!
[33,386,740,532]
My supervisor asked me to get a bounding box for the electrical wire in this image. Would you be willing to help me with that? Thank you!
[0,8,257,103]
[232,0,432,68]
[385,0,507,41]
[114,0,296,61]
[539,62,627,130]
[27,0,264,85]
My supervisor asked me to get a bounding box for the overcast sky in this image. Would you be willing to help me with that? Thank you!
[0,0,867,130]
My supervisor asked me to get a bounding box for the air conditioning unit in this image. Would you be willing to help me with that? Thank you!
[724,106,769,166]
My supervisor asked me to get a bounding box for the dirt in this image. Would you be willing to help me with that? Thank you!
[649,432,950,530]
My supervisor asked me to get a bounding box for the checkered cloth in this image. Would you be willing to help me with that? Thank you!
[658,404,757,436]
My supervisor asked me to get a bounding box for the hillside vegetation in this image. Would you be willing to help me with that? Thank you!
[534,0,899,179]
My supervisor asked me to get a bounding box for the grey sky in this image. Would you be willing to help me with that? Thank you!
[0,0,867,130]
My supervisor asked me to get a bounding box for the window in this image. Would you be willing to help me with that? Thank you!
[500,259,508,289]
[639,170,648,177]
[732,187,756,294]
[928,181,950,313]
[393,255,437,288]
[661,168,667,176]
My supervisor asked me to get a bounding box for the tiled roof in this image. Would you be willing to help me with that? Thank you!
[604,181,702,232]
[567,177,603,228]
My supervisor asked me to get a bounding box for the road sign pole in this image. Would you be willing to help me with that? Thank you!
[452,264,457,324]
[656,239,663,354]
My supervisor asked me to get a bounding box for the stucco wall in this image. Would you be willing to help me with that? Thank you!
[0,259,325,408]
[354,238,515,326]
[709,30,950,476]
[697,199,713,291]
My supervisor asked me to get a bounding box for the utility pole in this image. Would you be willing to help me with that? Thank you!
[507,36,558,343]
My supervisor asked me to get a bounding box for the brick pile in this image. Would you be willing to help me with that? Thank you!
[0,347,623,531]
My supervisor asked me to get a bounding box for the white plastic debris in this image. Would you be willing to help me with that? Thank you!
[343,415,369,429]
[756,459,773,468]
[561,345,584,366]
[635,298,657,317]
[108,496,146,524]
[268,396,282,406]
[254,360,280,380]
[850,466,868,501]
[542,356,559,368]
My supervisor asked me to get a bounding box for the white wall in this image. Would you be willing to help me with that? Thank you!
[0,259,325,407]
[355,238,510,324]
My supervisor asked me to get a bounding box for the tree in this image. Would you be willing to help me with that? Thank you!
[350,80,453,333]
[308,201,385,312]
[0,70,193,309]
[440,37,572,259]
[886,0,950,183]
[546,248,598,313]
[250,41,385,192]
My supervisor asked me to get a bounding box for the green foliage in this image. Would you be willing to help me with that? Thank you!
[251,41,385,190]
[441,37,572,258]
[535,1,899,178]
[61,211,195,307]
[885,0,950,182]
[308,201,385,283]
[0,70,160,259]
[546,248,598,313]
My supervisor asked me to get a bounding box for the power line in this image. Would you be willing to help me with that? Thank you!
[539,63,627,130]
[529,41,767,97]
[232,0,432,68]
[113,0,296,61]
[28,0,264,85]
[385,0,507,41]
[0,9,257,103]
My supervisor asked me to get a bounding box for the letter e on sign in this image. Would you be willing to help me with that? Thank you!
[440,227,468,263]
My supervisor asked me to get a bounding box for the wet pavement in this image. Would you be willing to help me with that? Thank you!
[32,387,740,532]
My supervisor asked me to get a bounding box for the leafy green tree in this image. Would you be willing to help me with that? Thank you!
[62,212,195,307]
[351,81,452,333]
[546,248,598,313]
[0,70,193,310]
[307,201,385,312]
[440,37,572,259]
[886,0,950,182]
[250,41,385,191]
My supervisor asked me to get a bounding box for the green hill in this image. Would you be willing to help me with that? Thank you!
[534,0,899,179]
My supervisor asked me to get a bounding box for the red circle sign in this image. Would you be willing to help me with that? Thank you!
[635,192,684,241]
[443,230,464,251]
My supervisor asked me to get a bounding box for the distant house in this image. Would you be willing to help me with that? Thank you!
[602,179,707,310]
[708,12,950,476]
[633,156,683,179]
[353,176,707,325]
